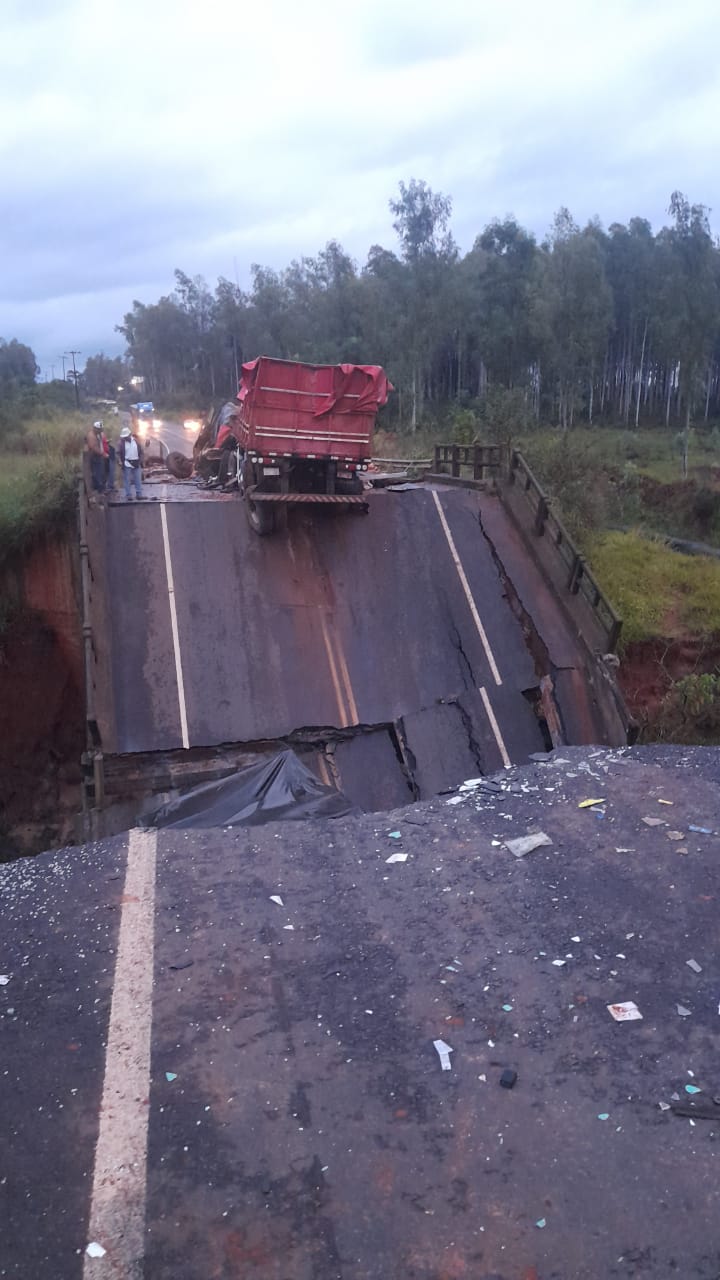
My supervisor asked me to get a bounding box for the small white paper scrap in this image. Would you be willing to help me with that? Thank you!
[386,852,408,864]
[270,895,284,907]
[686,959,702,974]
[433,1038,454,1071]
[85,1243,106,1258]
[607,1001,643,1022]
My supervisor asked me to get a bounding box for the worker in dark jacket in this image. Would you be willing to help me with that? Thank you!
[118,425,145,500]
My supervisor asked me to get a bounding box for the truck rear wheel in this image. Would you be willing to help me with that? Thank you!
[246,496,276,535]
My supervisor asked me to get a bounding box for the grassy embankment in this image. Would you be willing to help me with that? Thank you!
[0,412,85,577]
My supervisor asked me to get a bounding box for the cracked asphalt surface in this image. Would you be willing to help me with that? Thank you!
[2,745,720,1278]
[88,486,621,802]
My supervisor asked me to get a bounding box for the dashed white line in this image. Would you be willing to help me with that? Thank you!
[83,828,157,1278]
[160,503,190,749]
[479,685,511,769]
[432,490,502,686]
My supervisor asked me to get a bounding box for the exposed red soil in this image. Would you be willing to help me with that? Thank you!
[0,537,85,859]
[618,633,720,732]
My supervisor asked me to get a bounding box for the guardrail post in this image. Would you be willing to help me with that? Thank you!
[568,553,585,594]
[534,495,549,536]
[607,617,623,653]
[473,445,483,481]
[434,445,442,472]
[451,444,460,478]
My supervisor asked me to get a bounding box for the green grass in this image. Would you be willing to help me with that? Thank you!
[0,414,85,566]
[587,530,720,647]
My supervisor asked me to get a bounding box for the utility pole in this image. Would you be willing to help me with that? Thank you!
[65,350,81,408]
[50,363,56,381]
[60,355,67,380]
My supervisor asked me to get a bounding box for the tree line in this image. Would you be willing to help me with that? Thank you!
[115,183,720,439]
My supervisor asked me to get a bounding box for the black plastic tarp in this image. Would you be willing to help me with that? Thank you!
[145,749,354,829]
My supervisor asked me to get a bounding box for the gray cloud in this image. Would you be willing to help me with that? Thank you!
[2,0,720,374]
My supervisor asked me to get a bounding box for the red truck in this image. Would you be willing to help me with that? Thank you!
[236,357,392,534]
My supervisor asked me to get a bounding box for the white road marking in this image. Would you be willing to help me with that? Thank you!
[432,490,502,686]
[160,503,190,749]
[480,685,511,769]
[83,829,158,1279]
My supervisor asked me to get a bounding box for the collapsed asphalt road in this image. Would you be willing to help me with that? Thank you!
[2,745,719,1279]
[87,483,624,811]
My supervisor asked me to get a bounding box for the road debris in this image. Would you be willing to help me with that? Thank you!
[387,831,402,839]
[685,1084,701,1094]
[535,1218,546,1229]
[689,825,713,835]
[579,798,605,808]
[85,1243,106,1258]
[165,1072,177,1081]
[499,1068,518,1089]
[169,959,194,971]
[666,831,685,841]
[270,895,284,907]
[504,832,552,858]
[597,1112,610,1120]
[615,847,635,853]
[686,959,702,973]
[552,959,566,967]
[658,1101,671,1111]
[677,1005,692,1017]
[642,816,665,827]
[658,799,674,805]
[0,975,10,986]
[433,1039,453,1071]
[386,852,408,864]
[502,1003,513,1012]
[607,1001,643,1021]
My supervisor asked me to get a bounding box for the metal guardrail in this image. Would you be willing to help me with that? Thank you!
[507,450,622,652]
[433,443,501,481]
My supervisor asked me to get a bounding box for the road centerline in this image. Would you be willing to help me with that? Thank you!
[83,828,158,1277]
[160,502,190,749]
[432,490,503,686]
[479,685,511,768]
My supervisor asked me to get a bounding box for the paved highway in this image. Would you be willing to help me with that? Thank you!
[3,745,719,1278]
[89,483,584,794]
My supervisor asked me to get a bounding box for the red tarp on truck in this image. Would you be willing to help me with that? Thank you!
[237,357,392,461]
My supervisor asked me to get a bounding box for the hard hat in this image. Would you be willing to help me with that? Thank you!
[120,426,131,438]
[93,420,103,430]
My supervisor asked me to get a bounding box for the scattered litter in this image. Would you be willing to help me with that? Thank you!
[446,796,464,806]
[0,975,10,986]
[658,1101,671,1111]
[386,852,408,864]
[597,1112,610,1121]
[165,1072,177,1082]
[552,959,566,967]
[579,798,605,808]
[478,1073,487,1082]
[686,959,702,974]
[169,959,194,971]
[607,1001,643,1022]
[642,816,665,827]
[504,832,552,858]
[677,1005,692,1017]
[85,1243,106,1258]
[502,1004,513,1012]
[676,846,689,855]
[689,825,712,835]
[615,847,635,853]
[666,831,685,841]
[270,895,284,907]
[433,1039,454,1071]
[499,1068,517,1089]
[658,799,674,805]
[283,924,295,931]
[535,1218,546,1229]
[387,831,402,839]
[685,1084,701,1095]
[571,935,581,942]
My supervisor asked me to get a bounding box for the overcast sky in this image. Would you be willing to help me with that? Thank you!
[3,0,720,376]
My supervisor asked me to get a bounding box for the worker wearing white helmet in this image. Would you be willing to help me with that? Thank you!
[117,424,145,501]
